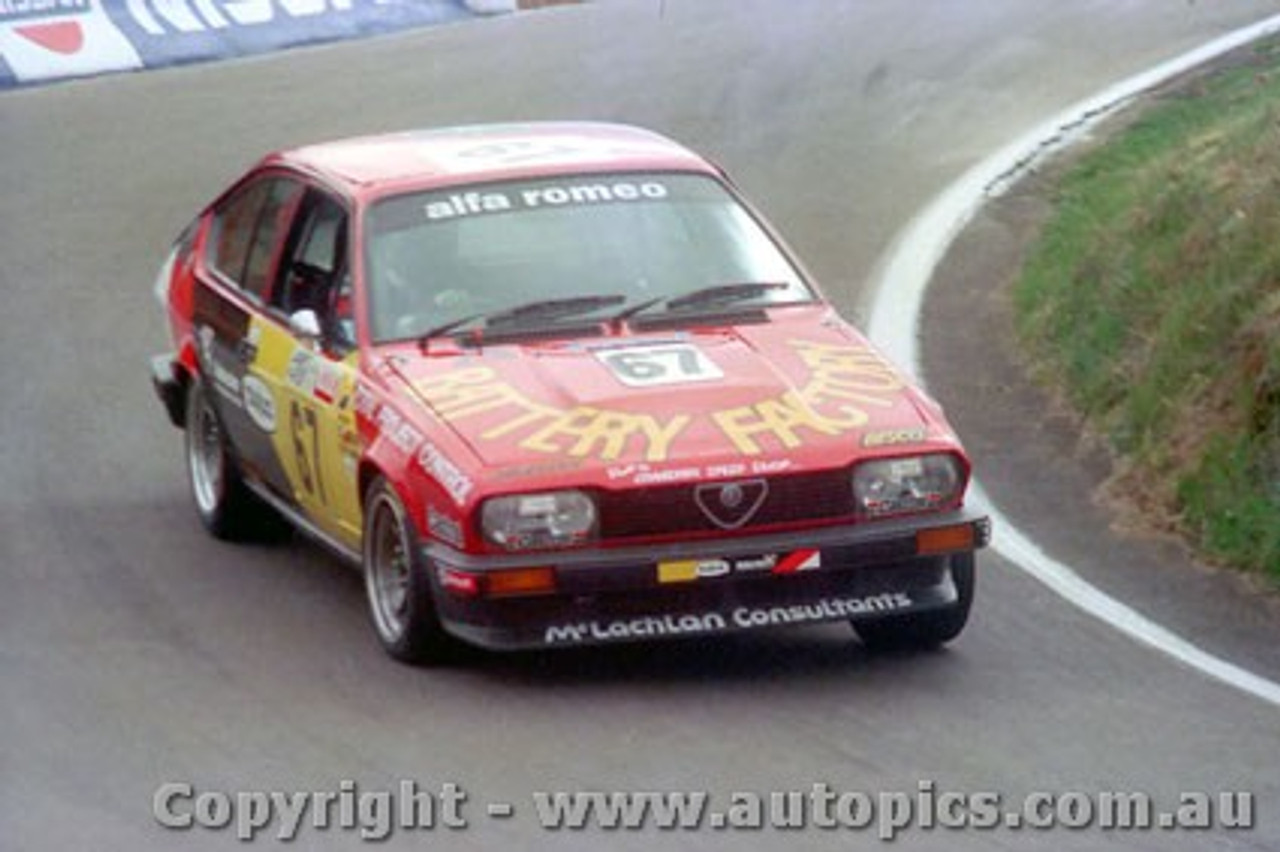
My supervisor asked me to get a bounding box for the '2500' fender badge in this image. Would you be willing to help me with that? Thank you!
[695,479,768,529]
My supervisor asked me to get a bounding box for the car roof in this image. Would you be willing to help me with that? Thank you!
[269,122,717,196]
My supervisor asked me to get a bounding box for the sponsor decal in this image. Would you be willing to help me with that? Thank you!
[713,340,905,455]
[313,361,341,404]
[374,405,423,455]
[416,440,474,506]
[194,324,241,404]
[657,558,730,584]
[416,367,689,464]
[416,340,903,464]
[732,554,777,573]
[0,0,142,85]
[771,548,821,575]
[489,458,582,481]
[241,374,276,433]
[605,458,794,486]
[543,592,914,645]
[286,348,317,394]
[422,179,669,222]
[354,382,377,418]
[3,0,471,88]
[694,479,768,530]
[242,322,261,361]
[631,465,701,486]
[210,361,241,404]
[594,343,722,388]
[339,428,360,481]
[863,427,927,448]
[657,549,816,584]
[124,0,358,35]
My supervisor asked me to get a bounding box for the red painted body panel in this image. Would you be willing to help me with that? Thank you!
[381,307,962,486]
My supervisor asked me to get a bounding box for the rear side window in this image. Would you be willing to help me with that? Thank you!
[208,176,301,298]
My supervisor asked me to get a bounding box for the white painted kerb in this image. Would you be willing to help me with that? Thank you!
[865,14,1280,708]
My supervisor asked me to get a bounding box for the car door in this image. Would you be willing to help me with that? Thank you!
[256,188,363,548]
[193,172,304,500]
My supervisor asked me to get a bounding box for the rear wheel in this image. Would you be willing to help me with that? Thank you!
[363,477,459,665]
[853,553,975,650]
[185,375,263,540]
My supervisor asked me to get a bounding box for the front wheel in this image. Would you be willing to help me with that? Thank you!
[853,553,975,651]
[363,478,459,665]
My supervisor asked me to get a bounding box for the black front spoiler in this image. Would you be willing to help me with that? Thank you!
[427,511,988,650]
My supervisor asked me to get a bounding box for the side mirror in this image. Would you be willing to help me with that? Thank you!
[289,309,322,341]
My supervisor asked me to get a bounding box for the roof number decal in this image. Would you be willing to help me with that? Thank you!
[454,140,581,165]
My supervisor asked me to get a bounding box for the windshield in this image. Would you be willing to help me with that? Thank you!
[363,172,813,343]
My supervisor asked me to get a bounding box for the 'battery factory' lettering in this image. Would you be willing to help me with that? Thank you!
[416,368,688,463]
[415,340,904,463]
[714,340,905,455]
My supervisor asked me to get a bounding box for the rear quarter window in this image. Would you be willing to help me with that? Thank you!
[208,177,301,298]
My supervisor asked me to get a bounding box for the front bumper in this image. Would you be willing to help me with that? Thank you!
[426,510,989,650]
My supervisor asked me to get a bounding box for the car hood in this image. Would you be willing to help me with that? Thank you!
[385,307,959,485]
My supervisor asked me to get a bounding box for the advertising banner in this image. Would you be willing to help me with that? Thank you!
[0,0,476,87]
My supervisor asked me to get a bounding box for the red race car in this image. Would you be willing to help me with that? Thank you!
[151,122,989,664]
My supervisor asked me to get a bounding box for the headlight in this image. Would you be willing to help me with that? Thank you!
[852,454,963,519]
[481,490,597,551]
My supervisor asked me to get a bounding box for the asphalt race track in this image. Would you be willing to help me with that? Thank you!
[3,2,1279,849]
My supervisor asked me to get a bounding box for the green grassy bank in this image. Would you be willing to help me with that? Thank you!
[1014,41,1280,579]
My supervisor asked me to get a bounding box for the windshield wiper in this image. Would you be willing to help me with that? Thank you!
[419,294,626,348]
[486,294,627,329]
[613,282,790,322]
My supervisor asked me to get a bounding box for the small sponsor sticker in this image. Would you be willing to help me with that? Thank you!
[771,549,821,575]
[863,427,927,448]
[241,375,276,433]
[314,362,342,404]
[657,559,699,584]
[287,349,317,393]
[656,558,733,583]
[732,554,777,573]
[417,440,474,506]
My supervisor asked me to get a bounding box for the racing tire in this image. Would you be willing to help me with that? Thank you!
[852,553,975,651]
[184,375,268,541]
[363,477,460,666]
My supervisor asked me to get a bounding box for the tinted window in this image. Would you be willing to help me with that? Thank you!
[275,191,352,347]
[208,177,301,297]
[364,173,812,343]
[209,181,269,286]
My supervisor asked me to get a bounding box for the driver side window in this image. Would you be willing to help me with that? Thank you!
[274,190,353,350]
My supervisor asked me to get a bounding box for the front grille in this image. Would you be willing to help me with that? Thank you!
[597,468,854,540]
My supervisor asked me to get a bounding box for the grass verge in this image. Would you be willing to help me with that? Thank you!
[1013,40,1280,580]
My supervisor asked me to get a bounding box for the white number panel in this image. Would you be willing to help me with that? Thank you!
[595,344,724,388]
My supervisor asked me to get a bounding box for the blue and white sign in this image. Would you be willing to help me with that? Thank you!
[0,0,480,87]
